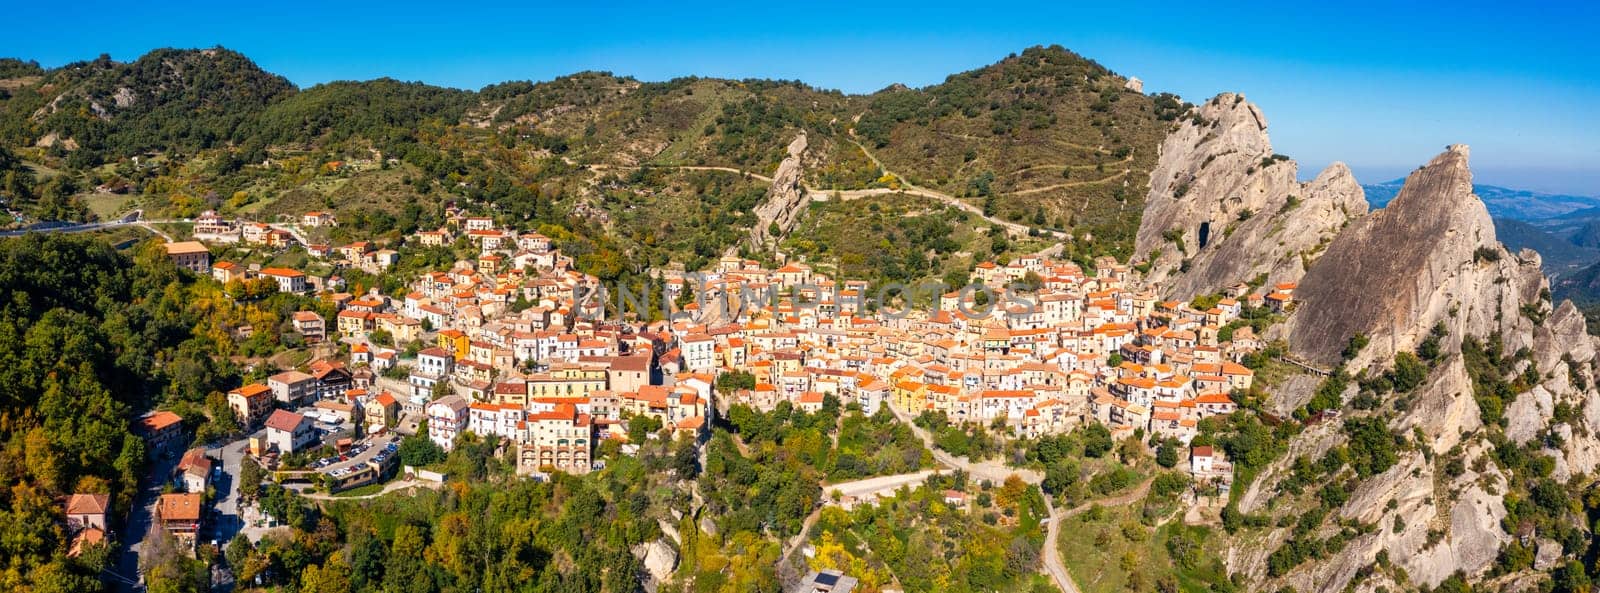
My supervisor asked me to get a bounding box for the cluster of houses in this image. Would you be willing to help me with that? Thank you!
[138,205,1296,503]
[695,255,1278,450]
[71,416,222,555]
[201,216,710,478]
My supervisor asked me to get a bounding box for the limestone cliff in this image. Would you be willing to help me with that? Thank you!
[745,132,810,254]
[1286,145,1543,369]
[1221,145,1600,593]
[1135,93,1367,300]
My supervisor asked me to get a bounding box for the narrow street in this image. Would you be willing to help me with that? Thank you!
[112,452,181,593]
[207,438,255,546]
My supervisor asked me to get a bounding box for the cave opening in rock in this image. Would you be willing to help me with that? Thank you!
[1198,221,1211,249]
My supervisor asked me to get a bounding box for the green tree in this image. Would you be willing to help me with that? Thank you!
[238,455,263,500]
[397,434,445,467]
[1156,438,1180,468]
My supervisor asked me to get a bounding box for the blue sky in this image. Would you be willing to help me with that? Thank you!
[6,1,1598,194]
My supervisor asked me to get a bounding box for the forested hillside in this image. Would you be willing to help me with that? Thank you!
[0,233,342,592]
[0,44,1171,278]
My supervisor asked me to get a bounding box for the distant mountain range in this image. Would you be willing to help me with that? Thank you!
[1363,179,1600,293]
[1364,179,1600,221]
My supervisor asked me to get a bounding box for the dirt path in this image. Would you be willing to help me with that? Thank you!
[1007,169,1130,196]
[842,137,1067,241]
[1004,156,1133,177]
[779,505,823,562]
[578,138,1073,243]
[1061,476,1156,518]
[585,163,776,183]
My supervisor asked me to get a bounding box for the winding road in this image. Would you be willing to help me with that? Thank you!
[578,141,1068,242]
[2,212,324,250]
[841,137,1067,241]
[882,403,1083,593]
[0,216,177,241]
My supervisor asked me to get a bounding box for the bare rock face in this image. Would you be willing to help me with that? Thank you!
[1287,145,1543,368]
[1225,143,1600,592]
[1135,93,1367,300]
[746,132,810,253]
[632,538,678,592]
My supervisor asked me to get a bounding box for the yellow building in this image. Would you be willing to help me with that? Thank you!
[436,329,469,360]
[893,380,928,413]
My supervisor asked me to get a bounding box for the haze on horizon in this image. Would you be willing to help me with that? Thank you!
[5,0,1597,195]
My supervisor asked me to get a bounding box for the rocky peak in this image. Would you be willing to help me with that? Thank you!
[1135,93,1366,299]
[1287,144,1538,368]
[1234,144,1600,593]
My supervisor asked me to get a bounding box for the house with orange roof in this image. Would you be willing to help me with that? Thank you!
[436,329,469,359]
[1194,392,1238,417]
[163,241,211,274]
[227,383,274,429]
[259,267,307,294]
[796,391,827,413]
[136,411,185,457]
[364,391,400,428]
[1220,362,1255,391]
[157,492,204,548]
[892,380,929,412]
[518,403,595,475]
[211,260,245,284]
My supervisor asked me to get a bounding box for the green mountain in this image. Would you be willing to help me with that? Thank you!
[0,48,294,164]
[1493,217,1600,275]
[0,44,1171,277]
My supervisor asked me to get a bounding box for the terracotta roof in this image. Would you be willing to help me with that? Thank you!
[231,383,271,399]
[158,493,203,522]
[138,411,183,433]
[264,409,306,432]
[69,528,105,557]
[163,241,209,255]
[66,493,110,516]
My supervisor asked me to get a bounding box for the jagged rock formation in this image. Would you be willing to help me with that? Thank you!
[1220,145,1600,593]
[745,132,810,254]
[1287,145,1543,369]
[1135,93,1367,300]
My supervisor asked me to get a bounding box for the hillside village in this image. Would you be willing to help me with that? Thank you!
[96,201,1307,569]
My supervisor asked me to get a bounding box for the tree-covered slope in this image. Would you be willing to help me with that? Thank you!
[1,48,294,166]
[0,45,1181,279]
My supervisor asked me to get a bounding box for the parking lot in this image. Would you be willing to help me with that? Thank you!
[311,433,399,491]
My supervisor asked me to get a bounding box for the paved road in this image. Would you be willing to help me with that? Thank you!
[113,452,182,593]
[207,438,255,545]
[0,218,178,240]
[826,469,940,499]
[290,478,444,501]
